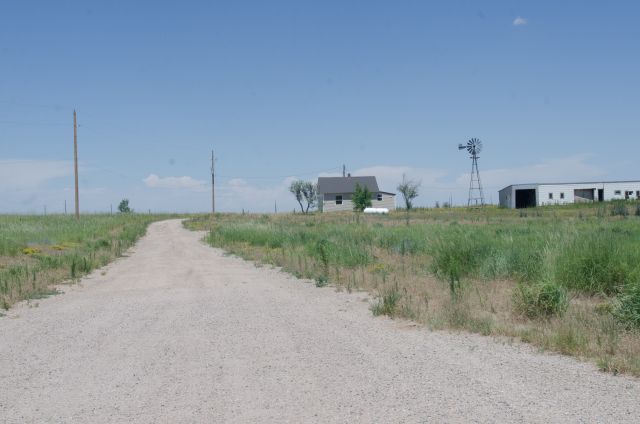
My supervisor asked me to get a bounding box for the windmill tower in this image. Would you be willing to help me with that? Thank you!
[458,138,485,207]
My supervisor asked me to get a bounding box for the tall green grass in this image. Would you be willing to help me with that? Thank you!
[0,214,175,308]
[199,209,640,327]
[555,227,640,295]
[208,222,373,267]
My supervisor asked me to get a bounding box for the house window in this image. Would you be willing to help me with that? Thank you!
[548,193,553,200]
[335,195,343,205]
[377,193,383,201]
[614,190,621,195]
[560,192,565,199]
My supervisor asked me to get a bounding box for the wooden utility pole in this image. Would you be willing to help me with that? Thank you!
[211,150,215,215]
[73,110,80,219]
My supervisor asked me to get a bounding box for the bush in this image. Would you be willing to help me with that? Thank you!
[118,199,132,213]
[315,239,330,271]
[611,201,628,217]
[352,183,372,212]
[614,283,640,329]
[315,275,328,287]
[514,280,568,318]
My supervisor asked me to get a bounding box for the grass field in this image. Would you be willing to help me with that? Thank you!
[0,214,177,309]
[186,201,640,376]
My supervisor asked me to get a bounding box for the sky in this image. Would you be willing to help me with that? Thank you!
[1,0,639,213]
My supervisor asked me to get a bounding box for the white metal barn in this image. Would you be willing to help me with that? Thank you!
[499,181,640,209]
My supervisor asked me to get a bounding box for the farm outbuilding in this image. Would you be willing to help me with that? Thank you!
[499,181,640,209]
[317,176,396,212]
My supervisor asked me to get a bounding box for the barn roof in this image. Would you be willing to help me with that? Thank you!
[500,180,640,191]
[317,176,379,194]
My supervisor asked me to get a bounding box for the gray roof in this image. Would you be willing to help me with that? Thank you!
[317,176,380,194]
[500,180,640,191]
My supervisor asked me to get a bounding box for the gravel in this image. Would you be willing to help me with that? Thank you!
[1,219,639,423]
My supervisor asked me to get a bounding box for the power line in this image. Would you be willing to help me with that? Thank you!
[216,166,342,180]
[0,120,69,126]
[0,99,69,110]
[89,166,132,180]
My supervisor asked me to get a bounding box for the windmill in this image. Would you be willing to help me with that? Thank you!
[458,138,485,207]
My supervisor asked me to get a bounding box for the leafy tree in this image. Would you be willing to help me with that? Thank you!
[301,182,318,213]
[397,174,420,210]
[289,180,317,213]
[352,183,372,212]
[118,199,132,213]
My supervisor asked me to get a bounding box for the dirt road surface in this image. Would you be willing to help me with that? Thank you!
[1,219,639,423]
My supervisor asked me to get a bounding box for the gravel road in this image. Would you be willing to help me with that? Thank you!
[1,219,639,423]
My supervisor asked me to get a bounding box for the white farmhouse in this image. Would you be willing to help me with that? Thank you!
[499,181,640,209]
[317,176,396,212]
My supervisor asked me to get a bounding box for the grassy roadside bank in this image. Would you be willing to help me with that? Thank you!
[186,203,640,376]
[0,214,178,309]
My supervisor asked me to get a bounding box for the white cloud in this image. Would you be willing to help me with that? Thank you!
[0,159,72,190]
[143,174,207,190]
[513,16,528,26]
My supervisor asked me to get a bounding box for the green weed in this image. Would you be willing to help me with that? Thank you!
[513,280,568,318]
[371,282,402,317]
[613,282,640,329]
[315,275,329,287]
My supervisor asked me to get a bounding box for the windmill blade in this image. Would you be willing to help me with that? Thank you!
[465,138,482,155]
[459,138,484,155]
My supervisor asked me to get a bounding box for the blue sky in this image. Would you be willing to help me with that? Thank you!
[1,0,639,213]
